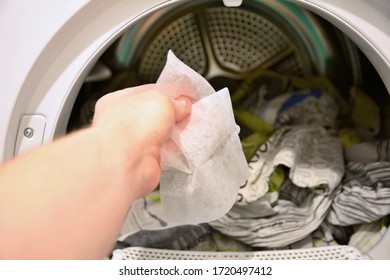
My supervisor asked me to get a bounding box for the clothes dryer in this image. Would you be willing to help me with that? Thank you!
[1,0,390,259]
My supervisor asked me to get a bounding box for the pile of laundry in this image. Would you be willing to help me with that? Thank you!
[114,71,390,255]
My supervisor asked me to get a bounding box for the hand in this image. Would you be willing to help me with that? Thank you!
[92,84,192,197]
[0,84,191,259]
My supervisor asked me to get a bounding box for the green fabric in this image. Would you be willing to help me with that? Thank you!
[146,192,161,204]
[234,109,275,135]
[241,132,269,162]
[231,68,286,105]
[338,128,361,149]
[268,166,285,193]
[349,86,380,135]
[381,215,390,227]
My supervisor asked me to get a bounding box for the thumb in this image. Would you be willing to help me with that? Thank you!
[172,96,192,122]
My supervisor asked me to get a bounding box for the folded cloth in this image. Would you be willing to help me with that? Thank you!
[190,229,253,252]
[345,140,390,163]
[256,89,339,128]
[119,194,170,235]
[155,50,249,225]
[348,219,388,254]
[327,162,390,226]
[118,192,252,252]
[278,126,344,192]
[273,221,342,250]
[115,224,211,251]
[236,128,285,204]
[117,203,252,253]
[210,179,338,248]
[237,125,344,205]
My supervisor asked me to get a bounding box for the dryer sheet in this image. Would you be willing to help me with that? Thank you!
[125,50,249,229]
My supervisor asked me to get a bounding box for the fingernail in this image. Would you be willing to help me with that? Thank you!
[177,98,188,108]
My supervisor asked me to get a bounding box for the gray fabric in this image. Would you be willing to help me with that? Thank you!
[327,161,390,226]
[273,221,348,250]
[345,140,390,163]
[348,219,388,254]
[209,179,338,248]
[237,125,344,205]
[116,224,211,251]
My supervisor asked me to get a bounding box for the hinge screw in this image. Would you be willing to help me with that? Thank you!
[24,127,35,138]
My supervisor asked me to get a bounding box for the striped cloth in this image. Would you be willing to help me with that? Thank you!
[327,162,390,226]
[237,125,344,205]
[209,179,337,248]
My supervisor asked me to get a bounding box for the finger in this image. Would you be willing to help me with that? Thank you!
[110,84,156,98]
[125,84,155,94]
[172,96,192,122]
[94,84,156,109]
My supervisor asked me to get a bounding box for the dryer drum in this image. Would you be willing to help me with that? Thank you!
[68,0,365,131]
